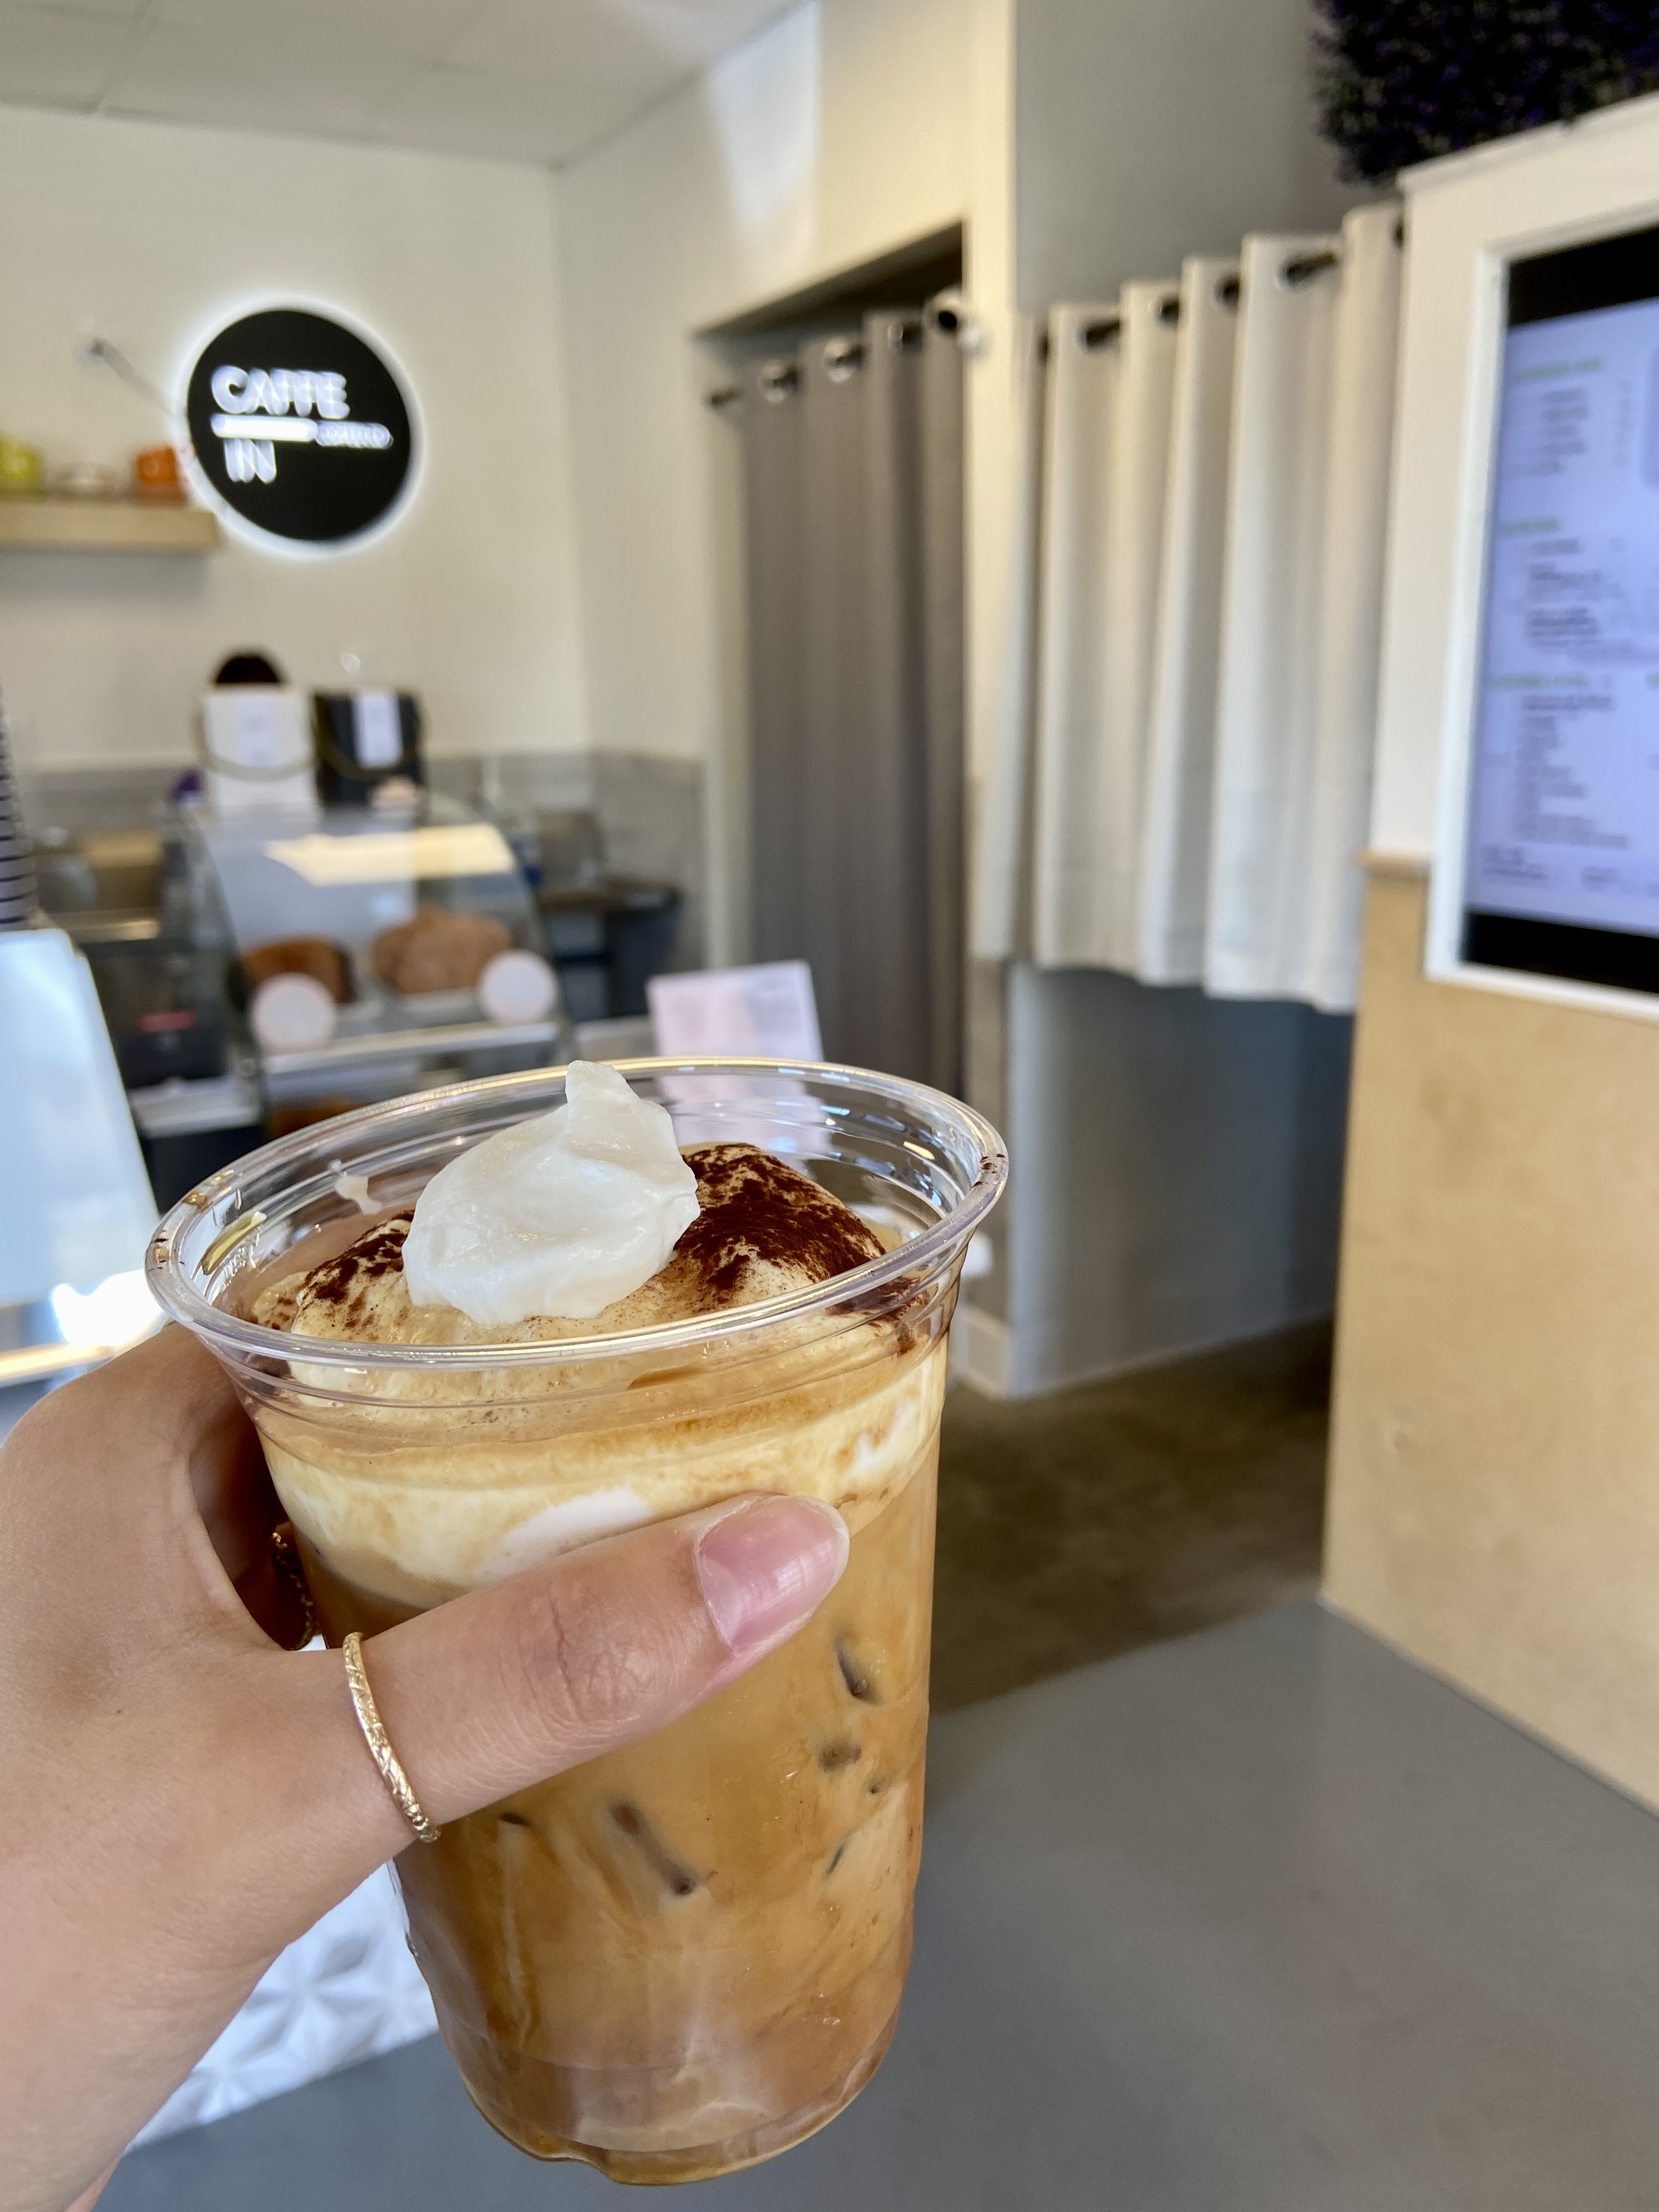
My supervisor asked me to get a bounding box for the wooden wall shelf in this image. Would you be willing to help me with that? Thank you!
[0,499,221,552]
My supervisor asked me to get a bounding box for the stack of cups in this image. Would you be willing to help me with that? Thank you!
[0,698,38,930]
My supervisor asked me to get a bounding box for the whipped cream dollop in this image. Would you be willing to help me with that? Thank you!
[401,1060,700,1325]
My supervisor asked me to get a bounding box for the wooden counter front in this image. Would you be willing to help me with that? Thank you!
[1324,868,1659,1810]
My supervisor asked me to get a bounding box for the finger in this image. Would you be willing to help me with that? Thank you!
[161,1333,307,1644]
[188,1397,294,1634]
[156,1331,296,1634]
[268,1493,849,1901]
[19,1326,242,1501]
[5,1329,274,1609]
[379,1492,851,1819]
[63,2158,117,2212]
[0,1331,269,1676]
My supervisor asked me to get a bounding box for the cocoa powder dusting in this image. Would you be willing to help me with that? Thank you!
[674,1144,881,1304]
[278,1142,879,1333]
[300,1217,411,1307]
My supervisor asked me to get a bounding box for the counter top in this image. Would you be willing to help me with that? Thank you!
[106,1600,1659,2211]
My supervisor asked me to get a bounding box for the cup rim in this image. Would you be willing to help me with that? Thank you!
[146,1056,1008,1374]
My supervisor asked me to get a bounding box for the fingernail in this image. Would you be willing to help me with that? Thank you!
[695,1497,850,1662]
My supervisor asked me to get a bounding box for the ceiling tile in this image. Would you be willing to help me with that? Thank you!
[601,0,792,69]
[151,0,485,70]
[2,0,150,23]
[0,6,140,103]
[448,0,743,88]
[366,59,635,165]
[0,0,800,162]
[104,20,404,137]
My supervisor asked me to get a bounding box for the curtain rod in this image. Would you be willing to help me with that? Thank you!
[705,307,952,406]
[1282,249,1341,286]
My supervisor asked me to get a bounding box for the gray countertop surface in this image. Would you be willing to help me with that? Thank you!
[106,1599,1659,2211]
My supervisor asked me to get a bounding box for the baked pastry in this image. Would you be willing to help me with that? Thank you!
[371,906,510,995]
[241,935,352,1003]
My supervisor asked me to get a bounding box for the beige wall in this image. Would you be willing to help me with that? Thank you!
[0,104,587,771]
[1327,868,1659,1810]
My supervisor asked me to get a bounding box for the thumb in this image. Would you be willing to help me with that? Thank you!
[281,1493,850,1895]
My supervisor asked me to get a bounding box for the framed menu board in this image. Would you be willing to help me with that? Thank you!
[1451,221,1659,1000]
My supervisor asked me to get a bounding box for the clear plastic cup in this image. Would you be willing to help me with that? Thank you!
[148,1059,1006,2182]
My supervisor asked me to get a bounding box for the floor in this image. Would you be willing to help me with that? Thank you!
[109,1600,1659,2212]
[931,1322,1333,1710]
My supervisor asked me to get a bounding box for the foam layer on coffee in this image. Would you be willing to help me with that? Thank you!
[402,1059,699,1325]
[256,1141,885,1346]
[246,1141,945,1606]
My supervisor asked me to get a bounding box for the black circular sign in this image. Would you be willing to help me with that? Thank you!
[185,307,416,548]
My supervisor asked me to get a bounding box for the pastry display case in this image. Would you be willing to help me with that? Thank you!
[185,790,569,1131]
[35,789,568,1206]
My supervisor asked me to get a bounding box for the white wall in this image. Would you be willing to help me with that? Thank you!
[554,0,1018,980]
[970,0,1362,962]
[551,0,1358,784]
[981,968,1350,1395]
[552,0,1368,1395]
[973,0,1364,1392]
[554,0,1007,773]
[0,105,586,770]
[1016,0,1358,313]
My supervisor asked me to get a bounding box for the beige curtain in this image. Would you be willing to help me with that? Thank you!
[1204,231,1343,999]
[1030,301,1121,967]
[1136,256,1240,985]
[1031,284,1178,969]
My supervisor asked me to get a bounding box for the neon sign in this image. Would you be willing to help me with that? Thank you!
[185,307,415,547]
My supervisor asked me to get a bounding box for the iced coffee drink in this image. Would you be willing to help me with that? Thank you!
[148,1059,1004,2183]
